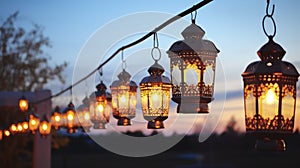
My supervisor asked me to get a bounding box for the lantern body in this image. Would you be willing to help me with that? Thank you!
[89,81,111,129]
[63,102,77,133]
[140,62,172,129]
[22,121,29,133]
[242,37,299,150]
[51,106,62,130]
[77,97,92,132]
[4,130,10,137]
[167,23,219,113]
[39,115,51,138]
[19,96,29,112]
[111,70,137,126]
[29,113,40,134]
[10,124,17,135]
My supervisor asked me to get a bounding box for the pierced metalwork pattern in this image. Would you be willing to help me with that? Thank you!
[172,83,213,97]
[245,114,294,132]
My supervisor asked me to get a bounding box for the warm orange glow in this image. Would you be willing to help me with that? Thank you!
[22,122,29,130]
[17,123,23,132]
[67,113,74,121]
[97,104,104,113]
[29,115,40,132]
[155,121,161,129]
[10,124,17,132]
[0,130,2,140]
[19,98,29,112]
[4,130,10,137]
[54,115,61,122]
[42,123,48,131]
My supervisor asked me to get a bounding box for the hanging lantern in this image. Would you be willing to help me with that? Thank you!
[77,96,92,132]
[19,96,29,112]
[110,69,137,126]
[63,102,77,133]
[89,81,111,129]
[242,0,299,151]
[29,112,40,134]
[51,106,62,130]
[39,115,51,138]
[3,130,10,137]
[17,122,23,133]
[167,17,219,113]
[140,43,172,129]
[9,123,17,135]
[22,121,29,133]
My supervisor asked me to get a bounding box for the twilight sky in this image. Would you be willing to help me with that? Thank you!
[1,0,300,135]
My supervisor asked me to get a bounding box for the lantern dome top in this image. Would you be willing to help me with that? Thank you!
[111,69,137,87]
[257,36,286,61]
[242,60,299,77]
[96,81,107,91]
[140,62,171,84]
[63,101,76,113]
[167,23,219,54]
[181,23,205,40]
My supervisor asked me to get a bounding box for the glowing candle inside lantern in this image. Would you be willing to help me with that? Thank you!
[266,89,276,104]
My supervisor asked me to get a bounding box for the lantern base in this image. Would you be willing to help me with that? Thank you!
[255,138,286,151]
[117,117,131,126]
[147,120,164,129]
[176,102,209,113]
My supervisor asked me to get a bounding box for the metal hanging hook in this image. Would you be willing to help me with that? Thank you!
[266,0,275,17]
[121,50,127,70]
[191,10,197,24]
[262,0,277,38]
[98,68,103,81]
[152,33,161,62]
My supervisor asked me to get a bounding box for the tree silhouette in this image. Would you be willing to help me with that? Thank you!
[0,11,67,168]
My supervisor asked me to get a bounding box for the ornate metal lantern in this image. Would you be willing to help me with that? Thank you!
[242,0,299,151]
[51,106,62,130]
[140,45,172,129]
[110,69,138,126]
[9,123,17,135]
[39,115,51,138]
[167,19,219,113]
[89,81,111,129]
[29,112,40,134]
[19,96,29,112]
[63,102,77,133]
[77,96,92,132]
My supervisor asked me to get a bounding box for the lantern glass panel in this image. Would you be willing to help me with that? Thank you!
[259,83,279,120]
[141,84,171,119]
[184,64,200,85]
[281,84,296,120]
[244,84,256,126]
[204,65,214,85]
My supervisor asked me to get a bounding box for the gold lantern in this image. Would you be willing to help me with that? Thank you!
[51,106,62,130]
[19,96,29,112]
[140,46,172,129]
[77,96,92,132]
[63,102,77,133]
[167,18,219,113]
[39,115,51,138]
[29,112,40,134]
[110,69,137,126]
[242,0,299,151]
[89,81,111,129]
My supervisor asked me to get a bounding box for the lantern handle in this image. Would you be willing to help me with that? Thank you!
[121,50,127,70]
[191,10,197,24]
[152,33,161,61]
[262,0,276,37]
